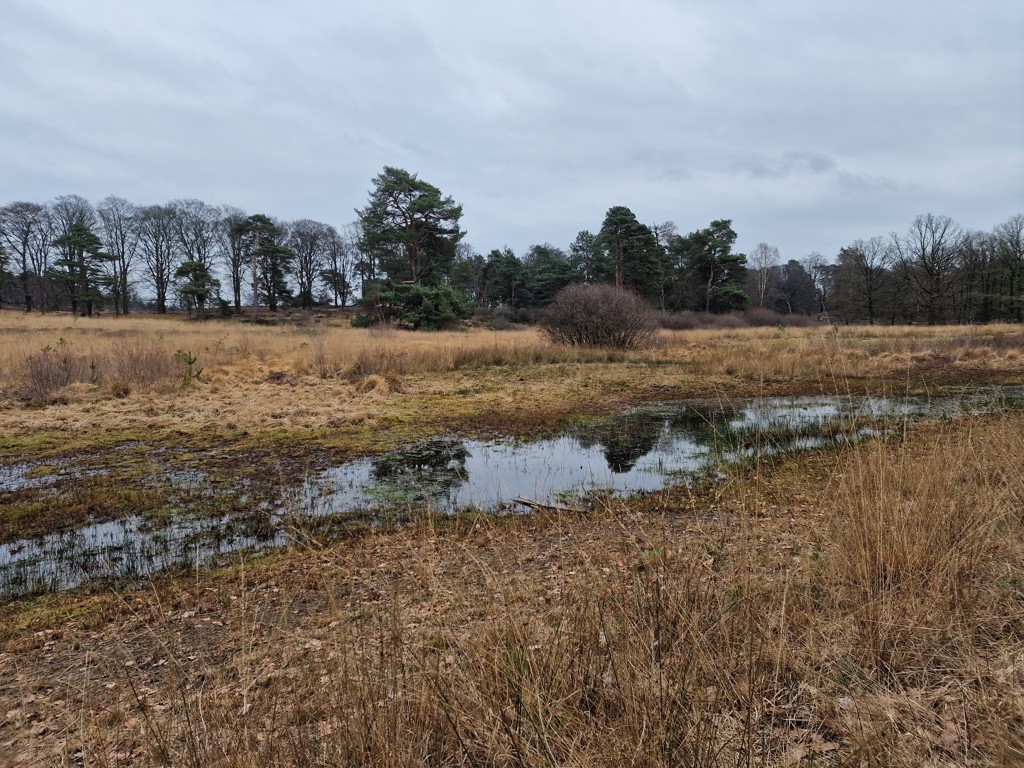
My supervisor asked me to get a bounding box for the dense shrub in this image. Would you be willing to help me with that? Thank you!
[705,312,748,330]
[743,307,817,328]
[658,310,745,330]
[371,284,474,330]
[658,307,819,331]
[489,308,512,330]
[540,284,657,349]
[657,310,701,330]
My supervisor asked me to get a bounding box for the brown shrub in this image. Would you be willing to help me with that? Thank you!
[743,307,817,328]
[22,342,91,401]
[540,284,657,349]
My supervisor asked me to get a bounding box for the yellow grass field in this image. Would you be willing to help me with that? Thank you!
[1,310,1023,766]
[1,309,1022,443]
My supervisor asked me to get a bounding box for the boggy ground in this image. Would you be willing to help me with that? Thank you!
[1,312,1023,540]
[1,412,1022,766]
[1,313,1023,765]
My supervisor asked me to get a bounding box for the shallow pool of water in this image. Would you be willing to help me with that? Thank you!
[1,391,1017,596]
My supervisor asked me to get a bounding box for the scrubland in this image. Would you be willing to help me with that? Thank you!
[1,309,1023,766]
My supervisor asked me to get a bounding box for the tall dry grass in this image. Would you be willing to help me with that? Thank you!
[30,414,1023,766]
[827,419,1024,676]
[3,310,1022,404]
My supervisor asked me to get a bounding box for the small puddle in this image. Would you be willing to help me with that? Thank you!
[0,461,108,493]
[1,391,1018,596]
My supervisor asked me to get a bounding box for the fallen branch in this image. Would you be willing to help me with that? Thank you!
[511,496,581,513]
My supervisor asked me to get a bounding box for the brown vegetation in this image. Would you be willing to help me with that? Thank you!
[1,311,1023,765]
[1,311,1022,446]
[1,414,1022,765]
[540,284,658,349]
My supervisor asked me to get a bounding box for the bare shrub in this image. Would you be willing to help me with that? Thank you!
[489,308,512,331]
[704,311,748,330]
[659,310,774,331]
[106,338,177,385]
[22,340,91,401]
[658,310,701,330]
[540,284,657,349]
[743,307,816,328]
[509,306,539,324]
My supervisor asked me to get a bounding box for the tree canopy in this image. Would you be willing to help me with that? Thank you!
[671,219,748,312]
[356,167,464,287]
[3,176,1020,328]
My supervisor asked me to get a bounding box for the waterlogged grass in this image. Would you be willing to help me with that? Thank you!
[0,315,1023,763]
[0,454,277,542]
[2,393,1018,600]
[1,411,1022,765]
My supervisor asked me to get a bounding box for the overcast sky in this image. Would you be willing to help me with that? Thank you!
[2,0,1021,262]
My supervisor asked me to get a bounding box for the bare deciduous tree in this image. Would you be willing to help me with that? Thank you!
[97,196,140,316]
[748,242,780,308]
[219,206,248,312]
[170,199,222,270]
[136,205,178,313]
[288,218,334,309]
[0,201,51,312]
[321,224,357,307]
[994,214,1024,322]
[836,236,891,324]
[891,213,963,325]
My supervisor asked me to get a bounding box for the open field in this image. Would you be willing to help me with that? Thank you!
[3,310,1023,443]
[1,311,1023,765]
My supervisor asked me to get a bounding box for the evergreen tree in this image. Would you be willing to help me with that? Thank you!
[522,244,576,307]
[235,214,294,311]
[569,230,611,284]
[483,247,528,308]
[448,244,488,304]
[51,222,111,316]
[598,206,661,296]
[671,219,749,312]
[356,167,464,287]
[174,260,220,319]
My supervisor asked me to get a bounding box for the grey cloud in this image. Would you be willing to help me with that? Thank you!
[0,0,1021,264]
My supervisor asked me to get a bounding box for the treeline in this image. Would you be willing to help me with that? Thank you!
[746,214,1024,325]
[0,195,358,317]
[1,169,1021,326]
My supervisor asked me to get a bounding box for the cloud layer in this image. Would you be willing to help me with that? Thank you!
[2,0,1021,260]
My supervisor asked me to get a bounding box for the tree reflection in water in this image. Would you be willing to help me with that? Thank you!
[371,437,470,506]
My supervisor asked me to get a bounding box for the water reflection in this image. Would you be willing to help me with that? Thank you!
[303,394,1009,518]
[2,391,1019,596]
[370,438,470,504]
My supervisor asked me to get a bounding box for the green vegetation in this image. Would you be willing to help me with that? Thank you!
[371,283,475,330]
[4,172,1019,327]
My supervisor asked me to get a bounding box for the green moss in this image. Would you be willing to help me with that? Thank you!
[24,464,60,479]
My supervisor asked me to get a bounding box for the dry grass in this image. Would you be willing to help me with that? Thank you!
[1,311,1022,449]
[3,312,1023,400]
[2,413,1022,766]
